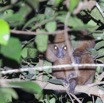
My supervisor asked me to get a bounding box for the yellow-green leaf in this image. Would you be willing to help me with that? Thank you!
[0,19,10,45]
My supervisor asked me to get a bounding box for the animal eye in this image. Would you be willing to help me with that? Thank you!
[63,46,67,50]
[54,45,58,50]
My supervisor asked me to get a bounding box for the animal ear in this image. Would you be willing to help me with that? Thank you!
[46,44,57,62]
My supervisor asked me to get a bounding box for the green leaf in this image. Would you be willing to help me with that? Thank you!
[0,9,14,19]
[49,97,56,103]
[35,30,48,52]
[54,0,62,6]
[97,48,104,58]
[9,81,42,94]
[0,88,18,103]
[43,75,50,82]
[48,0,62,6]
[25,0,39,11]
[68,17,85,28]
[95,97,102,103]
[45,7,55,19]
[6,13,25,27]
[0,94,6,103]
[45,21,57,33]
[68,17,97,31]
[11,0,18,4]
[87,20,98,32]
[43,60,52,73]
[42,61,52,81]
[87,20,97,27]
[69,0,79,13]
[89,48,98,57]
[28,48,37,58]
[57,15,97,31]
[0,59,2,67]
[90,6,104,23]
[96,66,102,74]
[1,37,21,63]
[6,4,31,27]
[95,41,104,50]
[0,19,10,45]
[49,79,63,85]
[0,59,3,67]
[92,32,104,40]
[36,14,45,22]
[21,47,28,58]
[87,101,93,103]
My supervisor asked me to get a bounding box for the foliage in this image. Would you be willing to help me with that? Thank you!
[0,0,104,103]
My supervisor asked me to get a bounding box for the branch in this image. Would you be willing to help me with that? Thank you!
[10,29,70,35]
[36,80,104,101]
[1,64,104,75]
[75,84,104,102]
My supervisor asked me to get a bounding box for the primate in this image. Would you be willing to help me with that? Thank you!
[46,31,95,93]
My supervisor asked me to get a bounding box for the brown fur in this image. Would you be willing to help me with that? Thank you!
[46,32,95,93]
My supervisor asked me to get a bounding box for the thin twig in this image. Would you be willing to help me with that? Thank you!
[70,93,82,103]
[10,28,71,35]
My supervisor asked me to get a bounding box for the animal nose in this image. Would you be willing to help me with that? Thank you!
[56,49,64,58]
[57,53,64,58]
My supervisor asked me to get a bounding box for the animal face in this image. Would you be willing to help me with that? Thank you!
[52,43,68,58]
